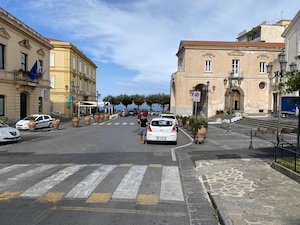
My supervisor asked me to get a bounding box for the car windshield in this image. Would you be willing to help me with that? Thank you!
[151,120,173,126]
[24,116,38,120]
[162,115,175,119]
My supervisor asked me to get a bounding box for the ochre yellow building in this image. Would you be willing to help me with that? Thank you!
[48,39,97,117]
[170,41,285,117]
[0,8,53,121]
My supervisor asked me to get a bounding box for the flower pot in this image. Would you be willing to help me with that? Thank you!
[28,120,36,131]
[72,117,79,127]
[52,120,60,129]
[94,114,100,122]
[84,116,91,125]
[178,118,183,127]
[99,114,104,122]
[196,127,207,143]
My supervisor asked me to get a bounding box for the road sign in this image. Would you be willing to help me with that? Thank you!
[193,91,201,102]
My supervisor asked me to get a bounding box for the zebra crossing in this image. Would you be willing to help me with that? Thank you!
[95,122,136,126]
[0,163,184,205]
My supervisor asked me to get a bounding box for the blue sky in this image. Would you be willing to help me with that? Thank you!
[0,0,299,101]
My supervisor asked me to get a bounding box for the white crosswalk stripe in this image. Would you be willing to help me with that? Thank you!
[0,164,57,192]
[65,165,117,199]
[20,164,86,198]
[112,165,147,199]
[0,164,184,203]
[103,122,136,126]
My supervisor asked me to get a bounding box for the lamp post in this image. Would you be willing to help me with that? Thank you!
[223,72,242,132]
[65,80,79,116]
[267,50,287,144]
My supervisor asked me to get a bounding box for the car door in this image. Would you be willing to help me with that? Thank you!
[35,116,44,128]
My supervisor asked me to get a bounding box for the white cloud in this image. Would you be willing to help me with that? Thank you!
[1,0,299,97]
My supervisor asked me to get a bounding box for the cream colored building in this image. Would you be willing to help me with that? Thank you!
[48,39,97,117]
[170,41,285,117]
[0,8,53,121]
[237,20,291,43]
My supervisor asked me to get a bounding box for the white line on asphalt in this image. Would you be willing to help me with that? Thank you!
[65,165,117,199]
[171,127,194,161]
[19,164,86,198]
[160,166,184,201]
[114,123,120,125]
[0,164,30,175]
[112,165,147,199]
[130,123,135,125]
[122,123,127,125]
[106,123,112,125]
[0,164,57,192]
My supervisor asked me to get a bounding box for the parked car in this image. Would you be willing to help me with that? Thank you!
[15,114,53,130]
[146,118,177,145]
[121,110,129,117]
[150,111,161,116]
[128,109,137,116]
[157,114,178,130]
[0,122,21,142]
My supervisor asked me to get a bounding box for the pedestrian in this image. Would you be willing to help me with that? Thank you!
[139,115,148,144]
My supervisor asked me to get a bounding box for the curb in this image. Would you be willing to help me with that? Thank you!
[208,192,232,225]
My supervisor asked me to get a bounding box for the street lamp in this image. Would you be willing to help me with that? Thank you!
[65,80,79,116]
[267,50,287,144]
[223,72,242,132]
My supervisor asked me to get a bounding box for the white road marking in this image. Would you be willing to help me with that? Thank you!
[65,165,117,199]
[112,165,147,199]
[160,166,184,201]
[106,123,112,125]
[0,164,30,175]
[114,123,120,125]
[130,123,135,125]
[0,164,57,191]
[122,123,127,125]
[19,165,86,198]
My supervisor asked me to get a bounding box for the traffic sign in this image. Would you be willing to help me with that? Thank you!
[193,91,201,102]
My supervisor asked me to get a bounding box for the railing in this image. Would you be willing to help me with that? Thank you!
[275,145,299,173]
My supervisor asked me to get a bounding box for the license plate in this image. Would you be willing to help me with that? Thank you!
[156,137,166,141]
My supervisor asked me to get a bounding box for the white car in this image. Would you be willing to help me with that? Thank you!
[157,113,178,131]
[0,122,21,142]
[15,114,53,130]
[146,118,177,144]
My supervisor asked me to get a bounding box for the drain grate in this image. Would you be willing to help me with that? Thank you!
[216,154,240,159]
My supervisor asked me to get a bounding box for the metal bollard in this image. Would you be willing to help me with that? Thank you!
[249,128,253,149]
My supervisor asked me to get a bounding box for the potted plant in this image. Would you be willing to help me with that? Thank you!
[190,116,208,144]
[182,116,189,127]
[52,117,60,129]
[72,114,79,127]
[94,111,100,123]
[84,112,91,125]
[0,117,8,124]
[27,116,36,131]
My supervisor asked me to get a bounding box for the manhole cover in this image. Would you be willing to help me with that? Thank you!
[216,154,240,159]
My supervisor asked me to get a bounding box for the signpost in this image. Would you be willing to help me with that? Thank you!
[193,91,201,119]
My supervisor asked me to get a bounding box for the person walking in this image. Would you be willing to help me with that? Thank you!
[139,115,148,144]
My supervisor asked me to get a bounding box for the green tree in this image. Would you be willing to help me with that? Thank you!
[145,94,157,111]
[131,94,145,109]
[157,93,170,112]
[119,94,132,109]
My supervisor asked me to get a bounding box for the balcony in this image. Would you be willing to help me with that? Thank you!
[14,70,39,87]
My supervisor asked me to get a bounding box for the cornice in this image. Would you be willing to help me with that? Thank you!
[0,8,53,49]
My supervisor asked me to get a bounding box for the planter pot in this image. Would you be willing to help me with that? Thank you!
[195,127,207,144]
[84,116,91,125]
[178,118,183,127]
[52,120,60,129]
[99,114,104,122]
[94,114,100,122]
[104,114,109,121]
[28,120,36,131]
[72,117,79,127]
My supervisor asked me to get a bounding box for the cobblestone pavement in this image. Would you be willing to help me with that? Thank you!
[191,124,300,225]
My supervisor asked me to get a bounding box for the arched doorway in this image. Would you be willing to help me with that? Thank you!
[224,87,244,112]
[20,92,27,119]
[193,84,207,116]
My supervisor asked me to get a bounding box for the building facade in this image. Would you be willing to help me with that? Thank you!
[170,41,284,117]
[237,20,291,43]
[0,8,53,121]
[48,39,97,117]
